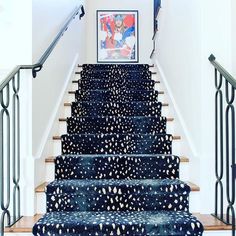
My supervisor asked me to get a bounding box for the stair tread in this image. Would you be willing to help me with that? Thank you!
[6,214,230,233]
[35,181,199,193]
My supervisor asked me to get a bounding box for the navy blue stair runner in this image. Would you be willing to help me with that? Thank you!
[33,64,203,235]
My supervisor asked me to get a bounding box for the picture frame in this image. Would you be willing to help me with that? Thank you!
[97,10,139,63]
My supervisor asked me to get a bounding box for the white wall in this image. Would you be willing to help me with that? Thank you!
[0,0,32,79]
[32,0,86,161]
[232,0,236,77]
[155,0,233,214]
[85,0,153,64]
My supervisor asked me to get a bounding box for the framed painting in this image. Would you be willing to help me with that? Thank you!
[97,10,139,63]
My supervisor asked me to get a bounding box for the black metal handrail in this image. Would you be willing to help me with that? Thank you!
[209,54,236,236]
[150,1,161,58]
[0,5,85,236]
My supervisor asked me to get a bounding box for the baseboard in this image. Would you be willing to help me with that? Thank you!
[155,59,198,157]
[34,53,79,160]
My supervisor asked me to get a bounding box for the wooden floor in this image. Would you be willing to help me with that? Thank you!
[4,214,232,233]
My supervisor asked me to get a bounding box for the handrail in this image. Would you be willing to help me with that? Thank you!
[0,4,85,91]
[209,54,236,88]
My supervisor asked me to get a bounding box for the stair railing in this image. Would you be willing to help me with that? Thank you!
[0,5,85,235]
[150,0,161,58]
[209,54,236,236]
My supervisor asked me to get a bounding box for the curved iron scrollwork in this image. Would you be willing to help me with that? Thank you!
[0,4,85,235]
[209,54,236,236]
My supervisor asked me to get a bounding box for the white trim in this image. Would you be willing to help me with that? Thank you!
[34,53,79,160]
[155,59,198,157]
[203,231,231,236]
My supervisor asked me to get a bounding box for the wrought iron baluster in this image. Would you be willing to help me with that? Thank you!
[214,71,224,219]
[225,79,236,235]
[0,84,11,235]
[12,71,21,223]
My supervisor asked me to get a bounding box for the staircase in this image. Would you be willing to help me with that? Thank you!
[32,64,204,235]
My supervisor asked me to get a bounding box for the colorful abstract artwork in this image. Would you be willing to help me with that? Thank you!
[97,10,139,63]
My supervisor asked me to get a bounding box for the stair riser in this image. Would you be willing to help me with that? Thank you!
[75,90,158,102]
[52,136,181,158]
[36,191,199,215]
[77,80,155,91]
[61,134,172,155]
[45,161,189,182]
[67,117,167,135]
[71,102,162,117]
[80,71,152,80]
[46,193,189,212]
[54,155,179,180]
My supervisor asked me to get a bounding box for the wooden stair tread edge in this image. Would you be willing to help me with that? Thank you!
[5,214,231,232]
[4,215,43,233]
[36,181,199,193]
[193,214,232,231]
[186,182,200,192]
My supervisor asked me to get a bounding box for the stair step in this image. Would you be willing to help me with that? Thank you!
[53,135,180,141]
[45,179,191,212]
[46,155,189,163]
[77,79,156,90]
[35,181,199,193]
[54,154,180,180]
[75,89,160,102]
[67,116,167,135]
[5,214,231,233]
[70,101,164,117]
[61,133,173,155]
[80,70,152,80]
[32,211,204,235]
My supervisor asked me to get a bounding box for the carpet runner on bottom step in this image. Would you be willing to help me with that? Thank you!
[55,155,180,180]
[33,211,203,236]
[67,116,166,134]
[46,179,190,212]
